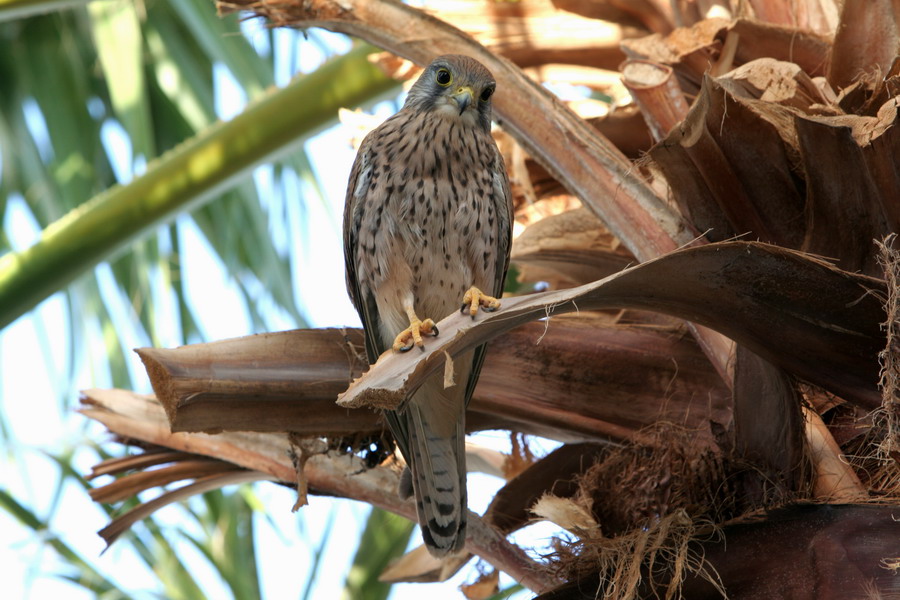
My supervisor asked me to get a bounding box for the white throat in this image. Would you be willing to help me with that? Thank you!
[433,99,480,127]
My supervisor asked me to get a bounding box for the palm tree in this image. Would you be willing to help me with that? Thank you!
[4,0,900,598]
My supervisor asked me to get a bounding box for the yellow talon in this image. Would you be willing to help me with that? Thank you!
[460,286,501,319]
[393,307,439,352]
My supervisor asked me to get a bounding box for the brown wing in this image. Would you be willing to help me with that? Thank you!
[342,123,414,460]
[489,142,514,299]
[343,130,386,364]
[463,139,513,407]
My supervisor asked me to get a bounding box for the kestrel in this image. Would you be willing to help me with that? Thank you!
[343,55,512,556]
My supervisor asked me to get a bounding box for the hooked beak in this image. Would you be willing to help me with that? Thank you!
[452,86,475,115]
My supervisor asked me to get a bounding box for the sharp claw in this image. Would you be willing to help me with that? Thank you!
[460,287,502,320]
[393,315,439,353]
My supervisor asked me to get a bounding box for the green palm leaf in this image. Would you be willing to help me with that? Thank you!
[343,507,415,600]
[0,42,398,329]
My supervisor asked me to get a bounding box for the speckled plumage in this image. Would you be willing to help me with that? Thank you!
[343,55,512,556]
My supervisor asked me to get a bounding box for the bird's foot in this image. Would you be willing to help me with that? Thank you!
[392,317,439,352]
[460,286,501,319]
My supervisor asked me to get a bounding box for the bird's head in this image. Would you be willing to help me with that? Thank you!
[405,55,496,132]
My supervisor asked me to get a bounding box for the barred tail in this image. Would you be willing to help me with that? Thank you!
[406,395,467,556]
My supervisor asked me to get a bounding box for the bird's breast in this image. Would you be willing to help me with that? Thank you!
[357,114,501,333]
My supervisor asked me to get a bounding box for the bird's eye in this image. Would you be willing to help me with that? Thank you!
[435,68,452,86]
[480,86,495,102]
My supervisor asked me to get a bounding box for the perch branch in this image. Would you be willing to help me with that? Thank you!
[336,242,885,412]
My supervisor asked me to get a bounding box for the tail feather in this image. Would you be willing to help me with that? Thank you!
[406,388,467,556]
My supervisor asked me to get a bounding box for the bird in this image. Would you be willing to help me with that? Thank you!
[343,54,512,556]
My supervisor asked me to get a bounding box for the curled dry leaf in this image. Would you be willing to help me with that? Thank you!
[797,98,900,275]
[529,494,598,535]
[620,17,728,80]
[378,543,472,584]
[89,458,241,504]
[485,443,608,535]
[460,568,500,600]
[716,57,836,111]
[726,19,831,77]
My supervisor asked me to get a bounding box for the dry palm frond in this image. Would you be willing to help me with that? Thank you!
[80,389,558,592]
